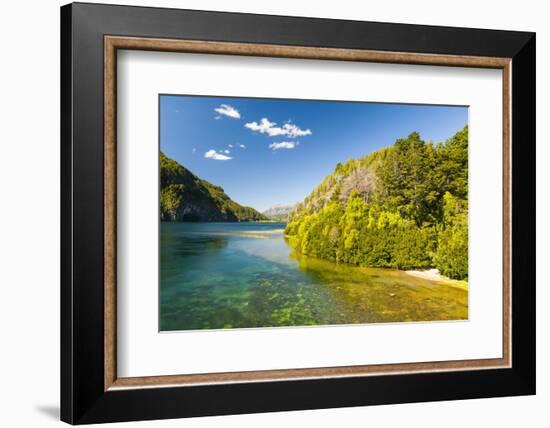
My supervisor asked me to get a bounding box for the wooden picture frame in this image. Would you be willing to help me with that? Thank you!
[61,2,535,424]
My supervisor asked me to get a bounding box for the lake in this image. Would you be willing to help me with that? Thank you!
[160,222,468,331]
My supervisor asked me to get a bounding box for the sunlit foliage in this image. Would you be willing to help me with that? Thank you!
[286,126,469,279]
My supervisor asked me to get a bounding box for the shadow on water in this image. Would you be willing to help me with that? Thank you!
[160,222,468,331]
[172,235,228,257]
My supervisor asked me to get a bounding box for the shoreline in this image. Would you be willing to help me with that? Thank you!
[405,268,468,289]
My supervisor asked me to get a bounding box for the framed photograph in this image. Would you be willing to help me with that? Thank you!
[61,2,535,424]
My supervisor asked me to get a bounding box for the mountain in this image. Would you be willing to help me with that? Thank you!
[262,204,296,221]
[285,126,469,279]
[160,152,266,222]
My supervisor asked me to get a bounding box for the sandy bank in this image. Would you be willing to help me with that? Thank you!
[405,268,446,281]
[405,268,468,289]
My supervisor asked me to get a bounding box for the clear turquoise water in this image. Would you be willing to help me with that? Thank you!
[160,222,468,331]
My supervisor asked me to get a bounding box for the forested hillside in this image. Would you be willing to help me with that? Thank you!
[285,126,469,279]
[160,152,266,222]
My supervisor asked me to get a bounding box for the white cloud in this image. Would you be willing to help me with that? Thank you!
[204,149,232,160]
[269,141,297,150]
[228,144,233,148]
[245,118,277,134]
[282,123,312,138]
[214,104,241,119]
[245,118,311,138]
[239,144,246,149]
[223,149,231,154]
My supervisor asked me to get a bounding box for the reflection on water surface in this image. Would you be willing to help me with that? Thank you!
[160,222,468,331]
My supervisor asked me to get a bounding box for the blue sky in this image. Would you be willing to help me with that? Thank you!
[160,95,468,212]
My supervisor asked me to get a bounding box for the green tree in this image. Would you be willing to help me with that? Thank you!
[377,132,441,225]
[434,192,468,279]
[160,184,184,220]
[285,126,469,280]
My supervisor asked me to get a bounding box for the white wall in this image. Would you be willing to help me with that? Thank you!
[0,0,546,426]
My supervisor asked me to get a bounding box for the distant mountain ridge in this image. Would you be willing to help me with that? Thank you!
[262,204,296,221]
[160,152,266,222]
